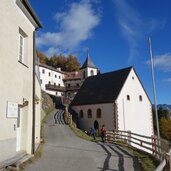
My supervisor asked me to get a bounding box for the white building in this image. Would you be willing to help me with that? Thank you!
[39,52,99,100]
[39,63,65,97]
[0,0,42,163]
[70,67,154,138]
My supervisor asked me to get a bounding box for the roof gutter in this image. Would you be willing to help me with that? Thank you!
[23,0,42,28]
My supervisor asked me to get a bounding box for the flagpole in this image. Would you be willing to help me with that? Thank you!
[148,37,161,160]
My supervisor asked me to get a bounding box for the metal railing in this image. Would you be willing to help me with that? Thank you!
[45,84,65,92]
[105,129,171,170]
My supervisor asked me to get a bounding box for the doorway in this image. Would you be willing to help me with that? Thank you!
[94,120,99,136]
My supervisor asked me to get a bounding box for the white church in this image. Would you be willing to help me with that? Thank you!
[70,66,154,137]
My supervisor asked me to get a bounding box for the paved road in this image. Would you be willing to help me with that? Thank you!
[25,109,141,171]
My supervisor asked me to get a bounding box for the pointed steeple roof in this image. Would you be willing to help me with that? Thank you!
[81,50,97,69]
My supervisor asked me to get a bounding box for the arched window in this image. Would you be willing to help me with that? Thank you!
[139,95,143,101]
[79,110,83,118]
[127,95,130,101]
[83,71,86,79]
[91,70,94,76]
[96,108,101,118]
[87,109,92,118]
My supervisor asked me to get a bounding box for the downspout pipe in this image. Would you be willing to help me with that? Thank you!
[32,29,37,154]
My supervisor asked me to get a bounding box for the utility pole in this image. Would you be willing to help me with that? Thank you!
[148,37,161,160]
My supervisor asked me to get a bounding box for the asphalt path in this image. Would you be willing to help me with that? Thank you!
[25,109,141,171]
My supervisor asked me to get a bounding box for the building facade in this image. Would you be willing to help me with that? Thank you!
[0,0,42,162]
[39,52,98,101]
[70,67,154,138]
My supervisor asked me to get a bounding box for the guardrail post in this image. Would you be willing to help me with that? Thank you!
[127,131,131,145]
[164,153,171,171]
[152,135,157,158]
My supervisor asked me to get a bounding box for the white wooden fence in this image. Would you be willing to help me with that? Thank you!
[105,130,171,170]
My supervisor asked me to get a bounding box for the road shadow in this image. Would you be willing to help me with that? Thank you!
[97,142,141,171]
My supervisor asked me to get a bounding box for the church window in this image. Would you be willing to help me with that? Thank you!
[96,108,101,118]
[87,109,92,118]
[80,110,83,118]
[139,95,143,101]
[42,69,45,74]
[127,95,130,101]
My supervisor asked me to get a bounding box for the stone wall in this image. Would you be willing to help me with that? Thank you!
[41,91,55,118]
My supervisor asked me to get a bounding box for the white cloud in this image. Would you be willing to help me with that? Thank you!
[37,0,100,56]
[145,53,171,72]
[163,78,171,83]
[153,53,171,72]
[113,0,166,61]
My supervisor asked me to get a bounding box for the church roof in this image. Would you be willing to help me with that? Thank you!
[80,52,97,69]
[70,67,132,106]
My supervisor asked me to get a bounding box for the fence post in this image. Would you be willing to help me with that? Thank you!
[152,135,157,158]
[127,131,131,145]
[164,153,171,171]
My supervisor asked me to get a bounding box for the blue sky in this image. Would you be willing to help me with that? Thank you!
[30,0,171,104]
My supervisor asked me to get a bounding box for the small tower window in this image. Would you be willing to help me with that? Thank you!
[91,70,94,76]
[49,72,51,76]
[48,81,51,84]
[139,95,143,101]
[42,69,45,74]
[127,95,130,101]
[87,109,92,118]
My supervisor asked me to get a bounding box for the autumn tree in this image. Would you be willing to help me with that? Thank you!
[37,51,81,72]
[55,54,67,70]
[36,50,48,64]
[153,106,171,141]
[46,55,57,68]
[159,117,171,141]
[65,54,80,72]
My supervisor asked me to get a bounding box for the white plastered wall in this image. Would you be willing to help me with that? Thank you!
[0,0,36,155]
[72,103,114,131]
[116,68,154,137]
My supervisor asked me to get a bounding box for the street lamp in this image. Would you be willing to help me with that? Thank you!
[148,37,161,160]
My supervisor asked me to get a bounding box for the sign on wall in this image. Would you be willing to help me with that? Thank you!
[6,101,18,118]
